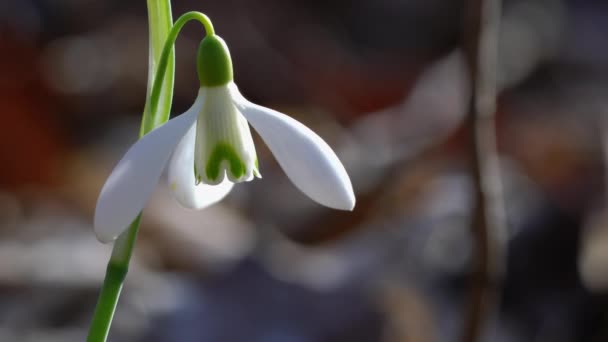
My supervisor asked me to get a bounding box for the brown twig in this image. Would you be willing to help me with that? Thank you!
[461,0,507,341]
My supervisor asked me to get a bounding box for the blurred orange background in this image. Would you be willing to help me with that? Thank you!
[1,0,608,341]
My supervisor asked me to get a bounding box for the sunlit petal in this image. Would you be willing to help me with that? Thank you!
[94,94,203,243]
[230,83,355,211]
[168,122,234,209]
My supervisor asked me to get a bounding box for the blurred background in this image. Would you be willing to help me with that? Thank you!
[1,0,608,341]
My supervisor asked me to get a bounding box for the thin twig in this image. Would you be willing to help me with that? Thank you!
[460,0,507,341]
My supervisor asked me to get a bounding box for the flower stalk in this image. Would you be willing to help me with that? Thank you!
[87,1,177,340]
[88,8,217,341]
[144,11,215,135]
[87,215,141,342]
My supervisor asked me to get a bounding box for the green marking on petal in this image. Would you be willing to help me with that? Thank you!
[205,142,246,181]
[194,164,201,185]
[253,157,261,178]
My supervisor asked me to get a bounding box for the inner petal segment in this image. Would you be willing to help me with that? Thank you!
[194,85,260,185]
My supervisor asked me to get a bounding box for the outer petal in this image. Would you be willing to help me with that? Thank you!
[167,121,234,209]
[94,95,202,243]
[229,83,355,210]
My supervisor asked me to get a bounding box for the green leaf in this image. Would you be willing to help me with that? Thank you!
[140,0,175,137]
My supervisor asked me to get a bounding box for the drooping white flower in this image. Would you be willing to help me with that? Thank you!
[94,34,355,243]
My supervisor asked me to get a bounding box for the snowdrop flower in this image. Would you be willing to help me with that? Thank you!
[94,34,355,243]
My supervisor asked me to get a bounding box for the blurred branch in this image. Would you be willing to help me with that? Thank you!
[461,0,506,341]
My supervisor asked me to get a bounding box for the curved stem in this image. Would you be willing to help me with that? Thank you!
[87,9,217,342]
[87,2,174,341]
[141,11,215,136]
[87,215,141,342]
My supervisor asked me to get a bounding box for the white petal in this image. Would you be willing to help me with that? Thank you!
[230,83,355,210]
[94,93,203,243]
[167,121,234,209]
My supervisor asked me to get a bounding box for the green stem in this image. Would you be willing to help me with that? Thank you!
[110,214,142,265]
[141,11,215,136]
[87,8,217,342]
[87,1,174,340]
[86,265,125,342]
[87,216,141,342]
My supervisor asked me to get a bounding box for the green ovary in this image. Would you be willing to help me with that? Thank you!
[205,142,247,182]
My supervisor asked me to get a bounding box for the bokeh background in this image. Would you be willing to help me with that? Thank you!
[2,0,608,341]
